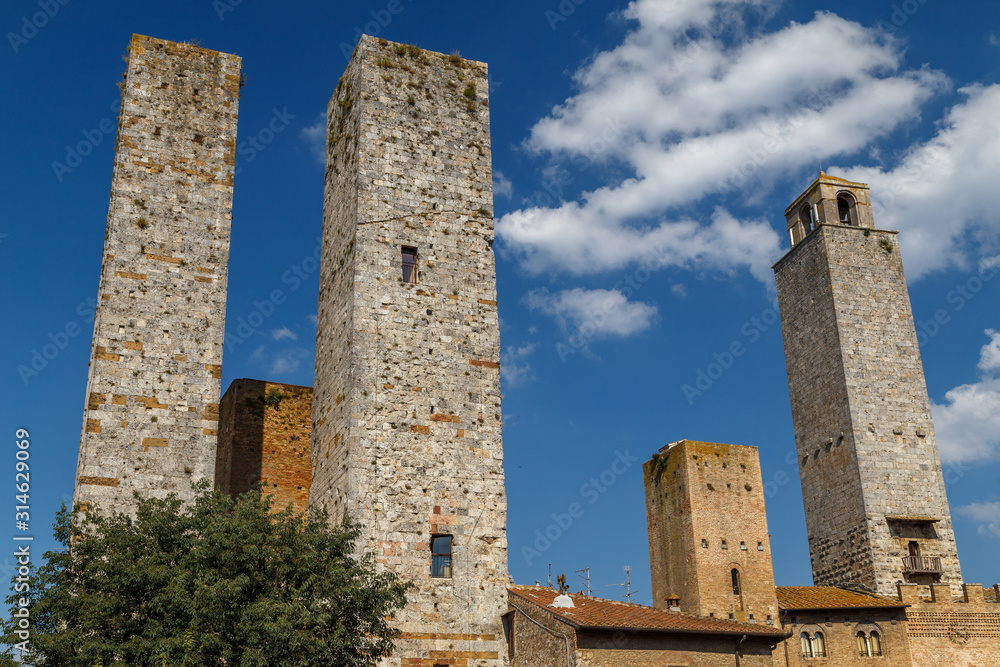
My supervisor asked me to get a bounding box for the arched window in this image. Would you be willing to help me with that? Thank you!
[801,631,826,658]
[813,631,826,658]
[731,569,741,596]
[870,631,882,656]
[857,629,883,657]
[837,193,856,225]
[799,205,816,234]
[801,632,811,656]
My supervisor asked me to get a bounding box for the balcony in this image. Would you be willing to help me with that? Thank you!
[903,555,942,574]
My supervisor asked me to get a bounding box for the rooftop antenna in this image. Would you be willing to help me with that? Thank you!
[547,563,552,589]
[604,565,638,603]
[576,568,592,595]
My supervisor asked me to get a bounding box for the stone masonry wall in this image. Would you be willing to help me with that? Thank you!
[644,441,779,625]
[216,379,312,514]
[779,608,912,667]
[774,218,962,596]
[576,631,777,667]
[312,36,507,667]
[74,35,240,514]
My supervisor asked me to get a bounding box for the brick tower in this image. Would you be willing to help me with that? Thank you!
[643,440,779,626]
[773,173,962,596]
[74,35,241,514]
[311,36,507,666]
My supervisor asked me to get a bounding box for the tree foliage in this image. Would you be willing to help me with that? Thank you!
[2,484,410,666]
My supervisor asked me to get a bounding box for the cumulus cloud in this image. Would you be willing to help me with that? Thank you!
[270,348,311,376]
[956,501,1000,539]
[300,113,326,165]
[272,326,297,342]
[933,330,1000,463]
[497,0,948,284]
[501,342,536,387]
[835,85,1000,278]
[493,171,513,198]
[524,287,657,339]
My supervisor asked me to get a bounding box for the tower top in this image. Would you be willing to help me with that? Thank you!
[783,172,874,248]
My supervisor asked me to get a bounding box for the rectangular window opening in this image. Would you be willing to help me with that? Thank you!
[402,246,418,284]
[431,534,452,578]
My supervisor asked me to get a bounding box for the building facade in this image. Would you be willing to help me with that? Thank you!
[772,173,962,596]
[311,36,508,666]
[74,35,241,514]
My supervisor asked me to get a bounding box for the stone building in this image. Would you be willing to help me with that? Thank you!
[776,586,912,666]
[643,440,779,626]
[74,35,241,515]
[506,585,788,667]
[772,173,962,597]
[310,36,508,666]
[215,379,312,514]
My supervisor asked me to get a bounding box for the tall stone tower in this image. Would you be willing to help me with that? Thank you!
[643,440,779,626]
[312,36,507,666]
[74,35,240,514]
[773,173,962,596]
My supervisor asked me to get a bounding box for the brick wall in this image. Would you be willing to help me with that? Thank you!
[216,379,312,514]
[902,584,1000,667]
[779,608,911,667]
[644,441,779,625]
[311,36,507,666]
[577,631,777,667]
[74,35,240,514]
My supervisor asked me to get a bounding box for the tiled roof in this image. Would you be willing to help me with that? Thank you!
[508,586,788,638]
[777,586,907,610]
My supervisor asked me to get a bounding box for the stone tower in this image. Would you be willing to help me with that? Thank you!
[773,173,962,596]
[643,440,779,626]
[312,36,507,666]
[74,35,241,514]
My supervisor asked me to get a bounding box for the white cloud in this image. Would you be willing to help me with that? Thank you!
[497,2,948,284]
[306,313,318,325]
[835,85,1000,279]
[493,171,513,198]
[272,326,297,342]
[300,113,326,166]
[933,330,1000,463]
[270,348,311,376]
[671,284,687,297]
[956,501,1000,539]
[524,287,657,338]
[501,342,536,387]
[990,32,999,47]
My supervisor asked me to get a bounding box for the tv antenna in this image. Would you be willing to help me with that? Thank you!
[576,568,591,595]
[604,565,638,603]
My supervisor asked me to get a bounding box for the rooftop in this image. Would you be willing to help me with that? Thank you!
[509,586,788,638]
[777,586,908,611]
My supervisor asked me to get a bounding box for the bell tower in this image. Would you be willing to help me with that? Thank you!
[773,172,962,596]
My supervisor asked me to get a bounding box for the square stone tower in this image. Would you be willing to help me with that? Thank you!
[643,440,779,626]
[74,35,241,514]
[773,173,962,596]
[312,36,507,666]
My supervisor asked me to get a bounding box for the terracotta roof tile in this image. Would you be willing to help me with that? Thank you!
[776,586,907,610]
[509,586,787,638]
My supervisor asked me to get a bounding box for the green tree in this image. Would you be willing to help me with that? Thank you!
[2,484,410,666]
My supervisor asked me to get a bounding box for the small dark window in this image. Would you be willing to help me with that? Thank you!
[402,246,418,283]
[431,535,452,578]
[731,568,741,596]
[799,204,816,234]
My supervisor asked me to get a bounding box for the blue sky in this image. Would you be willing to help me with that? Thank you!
[2,0,999,603]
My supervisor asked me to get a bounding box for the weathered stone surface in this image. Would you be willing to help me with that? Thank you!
[311,36,507,666]
[73,34,240,515]
[216,379,312,515]
[774,174,962,597]
[644,440,779,626]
